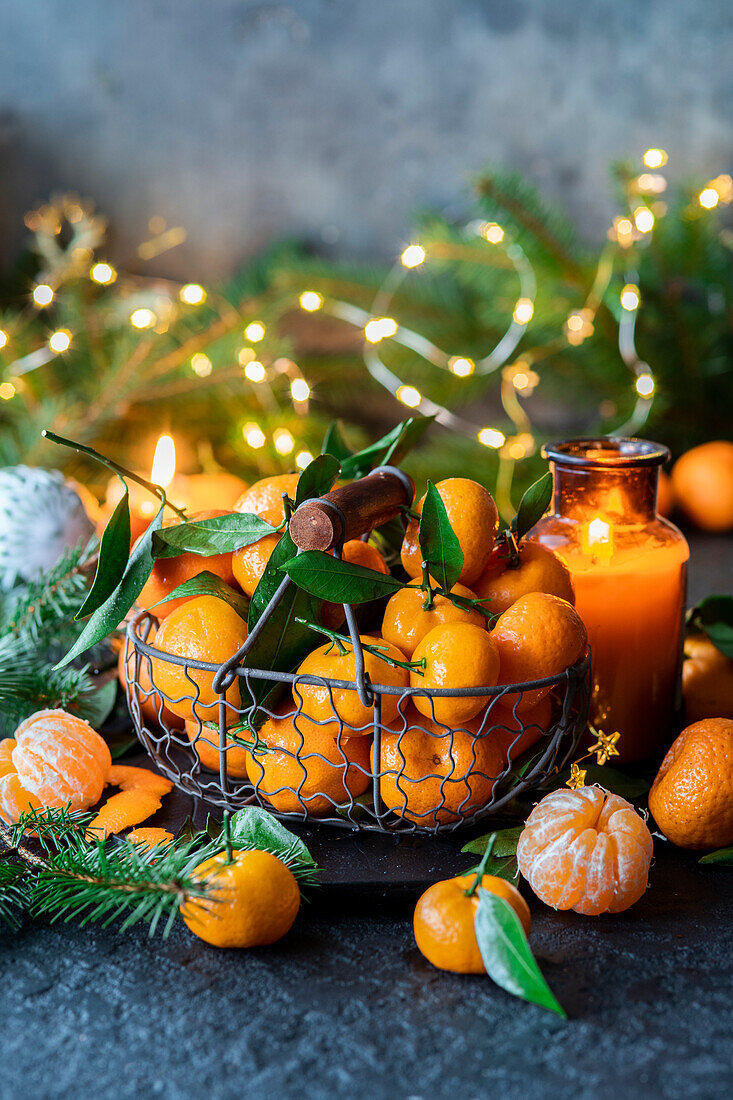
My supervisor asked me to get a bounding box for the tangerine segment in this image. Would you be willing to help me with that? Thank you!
[473,541,575,614]
[234,474,301,526]
[184,720,250,778]
[381,583,485,659]
[410,622,500,726]
[151,595,248,723]
[414,873,531,974]
[648,717,733,849]
[401,478,499,586]
[375,704,503,827]
[491,592,587,711]
[0,773,42,824]
[89,790,165,839]
[0,739,16,778]
[181,849,300,949]
[232,533,281,598]
[12,709,112,810]
[294,636,409,730]
[247,709,371,816]
[516,786,653,915]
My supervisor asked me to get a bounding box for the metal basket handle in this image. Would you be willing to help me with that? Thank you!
[289,465,414,552]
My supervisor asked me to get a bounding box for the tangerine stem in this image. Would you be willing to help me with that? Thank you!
[222,811,233,865]
[464,834,497,897]
[420,562,435,611]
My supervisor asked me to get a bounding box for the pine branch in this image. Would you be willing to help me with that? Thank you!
[0,538,96,645]
[0,857,30,929]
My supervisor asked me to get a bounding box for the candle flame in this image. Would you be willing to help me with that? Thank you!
[151,434,176,489]
[587,517,611,544]
[583,516,614,561]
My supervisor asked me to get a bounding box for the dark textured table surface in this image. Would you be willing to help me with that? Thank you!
[1,532,731,1100]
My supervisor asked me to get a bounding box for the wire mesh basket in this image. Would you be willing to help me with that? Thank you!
[123,466,591,835]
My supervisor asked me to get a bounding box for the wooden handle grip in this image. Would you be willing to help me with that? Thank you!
[289,469,414,551]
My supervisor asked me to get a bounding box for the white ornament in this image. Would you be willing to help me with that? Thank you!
[0,466,95,590]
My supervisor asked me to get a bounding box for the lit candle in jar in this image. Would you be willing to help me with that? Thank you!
[530,438,689,763]
[100,433,178,543]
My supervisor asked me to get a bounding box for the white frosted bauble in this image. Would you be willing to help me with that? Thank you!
[0,466,95,589]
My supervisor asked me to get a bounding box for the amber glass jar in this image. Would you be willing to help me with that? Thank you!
[530,438,689,763]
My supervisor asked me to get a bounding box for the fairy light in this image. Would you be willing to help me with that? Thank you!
[699,187,719,209]
[620,284,640,311]
[478,427,505,449]
[513,298,534,325]
[643,148,668,169]
[90,262,117,285]
[33,284,54,307]
[0,330,7,350]
[273,428,295,455]
[299,291,323,312]
[295,450,313,470]
[237,347,255,367]
[244,321,266,342]
[244,360,266,382]
[0,382,15,400]
[448,356,475,377]
[481,222,504,244]
[400,244,426,268]
[48,329,71,353]
[290,378,310,402]
[190,352,212,377]
[243,422,266,449]
[637,174,667,194]
[130,308,156,329]
[396,385,421,408]
[365,317,398,342]
[635,372,655,397]
[633,206,655,233]
[565,308,595,346]
[180,283,206,305]
[505,432,534,460]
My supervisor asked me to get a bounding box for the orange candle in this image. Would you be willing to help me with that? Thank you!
[531,438,689,763]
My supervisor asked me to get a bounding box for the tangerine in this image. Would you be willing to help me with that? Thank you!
[181,848,300,948]
[232,533,281,598]
[682,633,733,723]
[478,695,554,763]
[401,478,499,586]
[410,622,500,726]
[473,541,574,615]
[517,786,653,915]
[117,642,182,729]
[414,873,531,973]
[648,718,733,849]
[184,719,250,778]
[234,473,300,526]
[294,635,409,730]
[670,440,733,532]
[381,583,485,659]
[137,509,239,618]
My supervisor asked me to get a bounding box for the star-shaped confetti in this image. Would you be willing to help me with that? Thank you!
[566,762,587,789]
[589,729,621,766]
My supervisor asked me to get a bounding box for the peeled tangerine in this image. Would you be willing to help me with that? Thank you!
[516,786,653,916]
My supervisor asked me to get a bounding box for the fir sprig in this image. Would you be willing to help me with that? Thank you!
[0,858,30,929]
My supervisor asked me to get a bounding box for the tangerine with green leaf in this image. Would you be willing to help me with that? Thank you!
[184,719,250,778]
[232,532,282,598]
[401,478,499,586]
[294,634,409,730]
[234,473,301,526]
[473,540,574,614]
[381,582,486,658]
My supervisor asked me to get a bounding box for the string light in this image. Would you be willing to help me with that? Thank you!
[448,356,475,377]
[0,330,7,350]
[299,291,323,312]
[180,283,206,305]
[400,244,426,268]
[295,450,313,470]
[396,385,421,408]
[643,148,668,169]
[244,360,266,382]
[48,329,71,353]
[633,206,655,233]
[478,427,505,448]
[190,352,212,377]
[274,428,295,455]
[290,378,310,402]
[90,262,117,285]
[635,372,655,397]
[698,187,719,209]
[243,422,266,449]
[0,382,15,400]
[636,174,667,194]
[32,284,54,307]
[237,347,255,366]
[481,222,505,244]
[620,284,640,311]
[512,298,534,325]
[365,317,398,342]
[244,321,266,342]
[130,308,156,329]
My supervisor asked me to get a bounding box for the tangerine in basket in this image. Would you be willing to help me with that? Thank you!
[117,643,182,729]
[374,703,504,827]
[294,635,409,731]
[247,708,371,816]
[381,582,485,659]
[137,509,240,619]
[478,695,554,763]
[410,621,500,726]
[492,592,587,711]
[414,873,531,973]
[232,532,281,598]
[648,718,733,849]
[670,440,733,532]
[89,765,173,838]
[184,719,250,778]
[516,786,653,915]
[320,540,390,632]
[473,541,574,615]
[151,595,248,723]
[682,634,733,723]
[0,709,111,822]
[401,478,499,586]
[234,473,301,526]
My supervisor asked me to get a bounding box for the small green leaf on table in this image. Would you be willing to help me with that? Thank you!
[474,889,566,1017]
[153,512,277,558]
[418,481,464,592]
[281,551,404,604]
[228,806,318,880]
[462,825,524,857]
[514,471,553,540]
[294,453,341,506]
[690,595,733,659]
[75,486,131,620]
[56,506,164,669]
[160,570,250,621]
[321,421,353,462]
[699,846,733,866]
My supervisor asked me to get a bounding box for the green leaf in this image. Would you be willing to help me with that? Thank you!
[550,764,650,799]
[515,471,553,540]
[462,825,523,857]
[340,416,434,478]
[159,571,250,621]
[699,846,733,865]
[75,487,131,620]
[418,481,464,591]
[294,453,341,507]
[464,855,519,882]
[694,595,733,658]
[474,890,566,1017]
[75,676,118,728]
[321,421,353,461]
[281,550,404,604]
[228,806,316,871]
[55,506,164,669]
[152,512,276,558]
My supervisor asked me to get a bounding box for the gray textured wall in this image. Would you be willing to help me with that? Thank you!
[1,0,731,279]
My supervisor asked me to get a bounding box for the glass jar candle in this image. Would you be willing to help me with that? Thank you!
[530,438,688,763]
